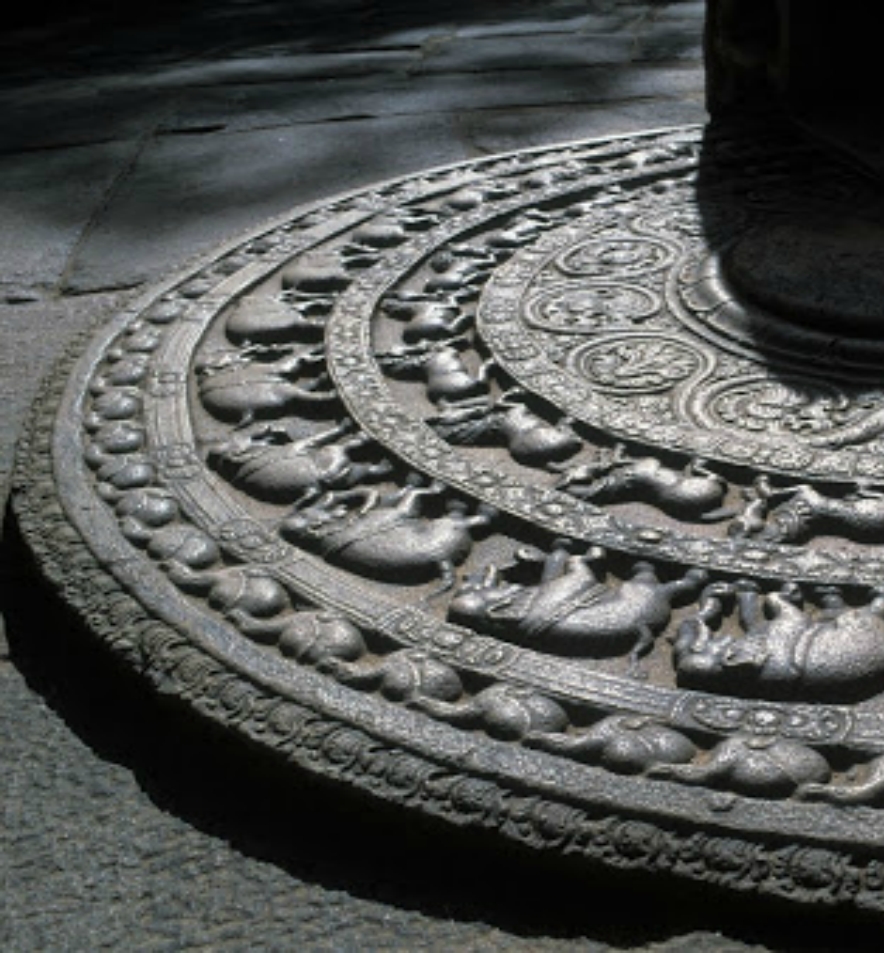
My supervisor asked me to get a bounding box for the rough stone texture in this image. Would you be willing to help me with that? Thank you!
[1,1,881,948]
[4,535,879,950]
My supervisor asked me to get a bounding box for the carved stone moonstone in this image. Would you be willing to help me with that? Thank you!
[16,123,884,913]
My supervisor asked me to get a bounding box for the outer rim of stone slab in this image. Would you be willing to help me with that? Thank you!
[11,127,884,915]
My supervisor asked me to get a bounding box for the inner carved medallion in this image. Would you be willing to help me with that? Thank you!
[15,123,884,912]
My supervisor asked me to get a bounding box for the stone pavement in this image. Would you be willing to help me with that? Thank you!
[0,2,878,948]
[0,0,707,495]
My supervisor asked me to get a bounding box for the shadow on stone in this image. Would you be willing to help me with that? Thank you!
[0,0,671,84]
[2,505,882,949]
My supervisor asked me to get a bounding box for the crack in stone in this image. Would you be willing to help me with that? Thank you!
[57,122,170,296]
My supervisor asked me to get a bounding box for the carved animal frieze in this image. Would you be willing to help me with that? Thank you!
[428,391,581,468]
[449,541,706,667]
[673,581,884,702]
[555,444,728,520]
[378,339,493,407]
[799,755,884,806]
[226,293,332,345]
[280,480,496,590]
[381,291,472,344]
[208,420,393,504]
[197,343,336,425]
[327,647,465,704]
[413,684,569,741]
[733,481,884,545]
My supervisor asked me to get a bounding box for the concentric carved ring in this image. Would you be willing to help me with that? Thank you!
[14,123,884,914]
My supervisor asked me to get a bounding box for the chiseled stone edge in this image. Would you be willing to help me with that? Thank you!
[10,328,884,917]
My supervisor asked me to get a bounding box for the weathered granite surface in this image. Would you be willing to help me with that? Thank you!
[2,2,881,948]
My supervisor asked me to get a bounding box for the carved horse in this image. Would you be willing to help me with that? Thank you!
[673,581,884,701]
[448,542,706,667]
[424,242,499,299]
[428,390,581,468]
[381,291,472,343]
[378,339,494,406]
[751,482,884,544]
[555,444,728,520]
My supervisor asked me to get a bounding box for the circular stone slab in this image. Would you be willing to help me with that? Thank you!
[14,123,884,914]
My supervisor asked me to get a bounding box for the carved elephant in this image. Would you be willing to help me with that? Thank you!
[449,542,706,667]
[280,481,495,590]
[209,421,391,504]
[674,582,884,702]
